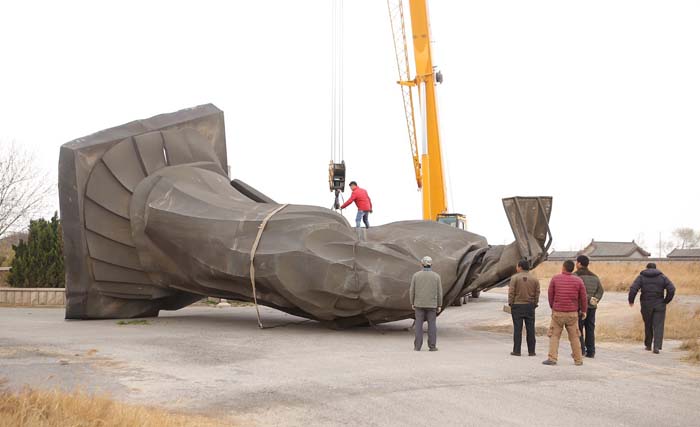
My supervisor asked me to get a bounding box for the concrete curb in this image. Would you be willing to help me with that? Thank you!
[0,287,66,306]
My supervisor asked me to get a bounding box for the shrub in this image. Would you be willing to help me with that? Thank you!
[7,213,64,288]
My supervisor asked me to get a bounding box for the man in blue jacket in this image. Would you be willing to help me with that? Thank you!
[629,263,676,354]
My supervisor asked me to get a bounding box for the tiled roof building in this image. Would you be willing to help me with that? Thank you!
[580,240,651,259]
[667,248,700,259]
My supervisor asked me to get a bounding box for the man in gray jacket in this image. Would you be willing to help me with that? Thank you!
[575,255,605,358]
[410,256,443,351]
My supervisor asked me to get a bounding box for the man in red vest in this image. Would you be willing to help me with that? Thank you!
[543,260,588,366]
[340,181,373,229]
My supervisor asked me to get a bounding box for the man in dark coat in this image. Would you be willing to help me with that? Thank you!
[629,263,676,354]
[575,255,604,358]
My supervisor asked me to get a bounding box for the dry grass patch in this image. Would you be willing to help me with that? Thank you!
[476,300,700,362]
[679,339,700,364]
[0,386,228,427]
[533,261,700,295]
[596,304,700,343]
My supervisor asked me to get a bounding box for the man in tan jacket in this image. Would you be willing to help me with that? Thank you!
[409,256,443,352]
[508,259,541,356]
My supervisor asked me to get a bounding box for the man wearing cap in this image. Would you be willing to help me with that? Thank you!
[409,256,443,351]
[629,263,676,354]
[574,255,605,358]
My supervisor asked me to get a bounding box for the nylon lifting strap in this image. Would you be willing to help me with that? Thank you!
[249,203,289,329]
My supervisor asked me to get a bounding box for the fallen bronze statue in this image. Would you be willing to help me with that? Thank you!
[59,104,552,328]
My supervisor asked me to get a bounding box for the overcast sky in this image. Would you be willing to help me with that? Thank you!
[1,0,698,255]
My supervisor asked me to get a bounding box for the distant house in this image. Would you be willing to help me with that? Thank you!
[579,240,651,259]
[667,248,700,259]
[547,250,579,261]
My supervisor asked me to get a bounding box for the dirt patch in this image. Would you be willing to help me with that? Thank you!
[116,319,150,326]
[0,347,64,360]
[0,345,125,372]
[475,296,700,362]
[474,324,549,336]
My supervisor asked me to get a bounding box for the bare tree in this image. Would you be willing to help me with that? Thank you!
[0,142,54,239]
[635,233,647,252]
[655,234,675,258]
[672,227,700,249]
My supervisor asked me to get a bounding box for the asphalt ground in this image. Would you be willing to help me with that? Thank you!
[1,291,699,426]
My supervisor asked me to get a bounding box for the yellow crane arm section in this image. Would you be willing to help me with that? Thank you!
[388,0,447,220]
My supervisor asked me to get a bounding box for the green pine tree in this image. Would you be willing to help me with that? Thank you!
[7,212,65,288]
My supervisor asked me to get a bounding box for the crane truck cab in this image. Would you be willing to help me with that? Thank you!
[436,213,466,230]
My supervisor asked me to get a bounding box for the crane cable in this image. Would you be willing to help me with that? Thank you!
[330,0,344,164]
[329,0,345,212]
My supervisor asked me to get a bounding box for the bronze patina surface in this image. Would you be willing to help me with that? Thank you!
[59,104,551,327]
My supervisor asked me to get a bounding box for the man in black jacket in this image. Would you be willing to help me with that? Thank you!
[629,263,676,354]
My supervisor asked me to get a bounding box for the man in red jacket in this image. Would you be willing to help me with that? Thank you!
[340,181,373,229]
[543,260,588,366]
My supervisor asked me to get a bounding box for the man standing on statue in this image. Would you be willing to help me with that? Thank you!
[340,181,373,229]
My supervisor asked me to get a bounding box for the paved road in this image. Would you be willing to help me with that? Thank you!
[1,292,699,426]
